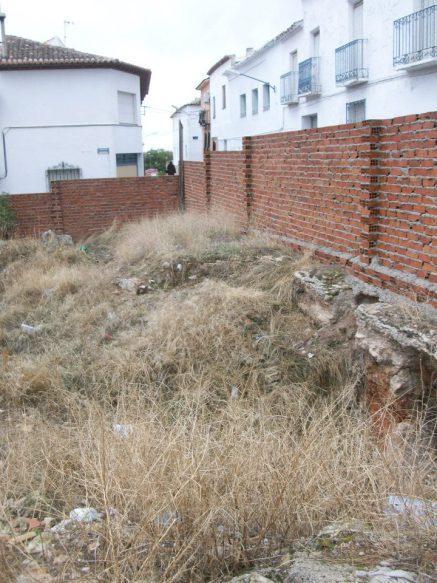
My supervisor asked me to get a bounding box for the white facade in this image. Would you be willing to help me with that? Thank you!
[171,103,203,169]
[0,67,145,194]
[209,0,437,151]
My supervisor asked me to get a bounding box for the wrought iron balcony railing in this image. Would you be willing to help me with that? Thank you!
[394,4,437,67]
[335,39,368,85]
[280,71,298,104]
[298,57,321,96]
[199,109,210,127]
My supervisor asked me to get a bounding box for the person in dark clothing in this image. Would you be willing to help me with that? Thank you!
[166,161,176,175]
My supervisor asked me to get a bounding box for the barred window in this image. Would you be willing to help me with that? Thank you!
[346,99,366,123]
[46,163,81,190]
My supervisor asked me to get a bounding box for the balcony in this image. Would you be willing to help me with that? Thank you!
[394,5,437,70]
[199,109,210,127]
[298,57,321,97]
[280,71,298,104]
[335,39,368,86]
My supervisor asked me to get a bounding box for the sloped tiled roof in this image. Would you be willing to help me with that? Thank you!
[0,35,151,98]
[207,55,234,76]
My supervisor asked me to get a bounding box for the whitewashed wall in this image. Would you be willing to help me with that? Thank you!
[0,68,144,194]
[172,104,203,170]
[210,0,437,150]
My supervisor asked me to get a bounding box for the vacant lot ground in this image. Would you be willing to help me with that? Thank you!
[0,213,435,582]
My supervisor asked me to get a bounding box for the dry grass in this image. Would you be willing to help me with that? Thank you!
[0,212,435,582]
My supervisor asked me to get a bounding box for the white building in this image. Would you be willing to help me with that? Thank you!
[171,100,203,168]
[0,12,151,194]
[209,0,437,151]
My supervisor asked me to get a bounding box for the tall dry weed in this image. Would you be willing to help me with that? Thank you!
[0,213,434,581]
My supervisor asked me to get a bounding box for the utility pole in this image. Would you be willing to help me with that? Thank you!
[178,120,185,211]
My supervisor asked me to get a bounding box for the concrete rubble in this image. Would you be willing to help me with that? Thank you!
[293,266,436,425]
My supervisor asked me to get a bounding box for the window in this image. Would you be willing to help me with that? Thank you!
[223,139,228,151]
[118,91,136,125]
[252,88,259,115]
[240,94,247,117]
[263,84,270,111]
[312,29,320,57]
[116,153,139,177]
[46,163,81,189]
[346,99,366,123]
[222,85,227,109]
[352,0,363,39]
[213,96,216,119]
[302,114,318,129]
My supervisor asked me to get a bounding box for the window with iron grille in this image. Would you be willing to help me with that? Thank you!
[116,154,139,166]
[346,99,366,123]
[46,163,81,190]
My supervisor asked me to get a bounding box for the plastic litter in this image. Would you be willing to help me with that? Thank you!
[21,323,43,335]
[113,424,133,438]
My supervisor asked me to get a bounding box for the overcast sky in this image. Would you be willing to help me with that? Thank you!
[7,0,302,152]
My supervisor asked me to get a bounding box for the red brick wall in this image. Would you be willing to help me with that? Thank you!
[209,152,248,224]
[249,125,369,255]
[372,113,436,286]
[55,176,178,240]
[184,162,208,212]
[183,112,436,304]
[10,192,53,237]
[10,176,179,240]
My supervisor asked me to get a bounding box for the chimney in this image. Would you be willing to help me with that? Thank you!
[246,47,254,57]
[0,9,6,58]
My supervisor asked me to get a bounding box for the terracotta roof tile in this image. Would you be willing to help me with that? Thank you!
[0,35,151,98]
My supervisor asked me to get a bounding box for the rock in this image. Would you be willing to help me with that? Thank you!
[21,323,43,335]
[386,495,437,527]
[116,277,141,292]
[25,532,53,555]
[230,575,275,583]
[69,507,101,523]
[41,230,73,247]
[355,301,436,421]
[51,519,73,534]
[231,386,239,399]
[360,567,417,582]
[356,303,436,359]
[294,267,354,325]
[284,555,355,582]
